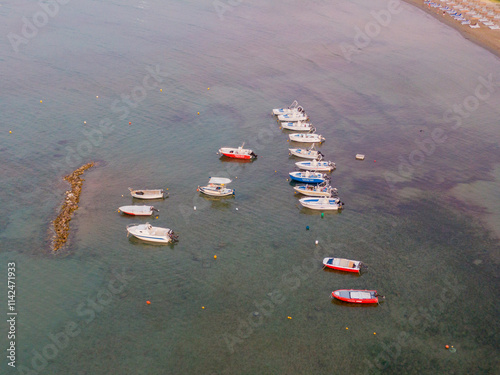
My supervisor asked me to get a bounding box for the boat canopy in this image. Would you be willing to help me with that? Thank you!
[208,177,232,185]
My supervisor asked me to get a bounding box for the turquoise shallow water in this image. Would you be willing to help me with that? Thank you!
[1,0,499,374]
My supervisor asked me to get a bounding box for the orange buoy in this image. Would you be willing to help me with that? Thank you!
[146,301,151,305]
[129,122,132,125]
[445,345,449,349]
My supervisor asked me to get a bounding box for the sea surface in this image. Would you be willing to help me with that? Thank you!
[0,0,499,374]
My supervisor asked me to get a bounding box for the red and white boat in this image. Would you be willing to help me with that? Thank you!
[218,143,257,160]
[331,289,382,304]
[323,257,363,273]
[118,205,158,216]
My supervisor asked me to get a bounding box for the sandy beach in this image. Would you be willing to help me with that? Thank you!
[404,0,500,58]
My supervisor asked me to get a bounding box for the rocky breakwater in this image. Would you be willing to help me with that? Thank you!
[51,162,95,251]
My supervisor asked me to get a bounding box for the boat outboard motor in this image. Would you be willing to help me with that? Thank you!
[250,151,258,158]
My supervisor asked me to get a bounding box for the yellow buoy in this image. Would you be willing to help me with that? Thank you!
[40,100,43,103]
[214,255,217,259]
[197,112,200,115]
[207,87,210,90]
[287,316,292,319]
[373,332,376,335]
[160,89,162,92]
[346,327,349,330]
[96,96,99,98]
[202,306,205,309]
[9,131,12,134]
[84,121,86,124]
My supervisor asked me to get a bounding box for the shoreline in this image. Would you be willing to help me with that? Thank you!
[402,0,500,59]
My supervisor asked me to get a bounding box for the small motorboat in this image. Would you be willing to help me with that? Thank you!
[278,112,308,122]
[218,143,257,160]
[126,222,178,243]
[299,197,344,210]
[118,205,158,216]
[281,121,315,132]
[323,258,363,273]
[197,177,235,197]
[295,159,336,172]
[331,289,382,304]
[289,133,325,143]
[289,171,329,184]
[289,144,324,160]
[293,183,337,197]
[272,100,300,115]
[129,188,168,199]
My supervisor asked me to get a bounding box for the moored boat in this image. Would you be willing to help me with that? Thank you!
[289,133,325,143]
[331,289,382,304]
[197,177,235,197]
[272,100,300,115]
[295,159,335,172]
[126,222,178,243]
[299,196,344,210]
[293,183,337,197]
[218,143,257,160]
[129,188,168,199]
[281,121,315,132]
[289,144,324,160]
[289,170,329,184]
[118,205,158,216]
[323,257,363,273]
[277,108,308,122]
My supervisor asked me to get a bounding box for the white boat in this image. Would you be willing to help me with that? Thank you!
[118,205,158,216]
[126,222,178,243]
[295,159,335,172]
[281,121,315,132]
[323,257,363,273]
[198,177,235,197]
[294,183,338,197]
[289,133,325,143]
[272,100,299,115]
[289,144,324,160]
[299,197,344,210]
[129,188,168,199]
[278,110,308,122]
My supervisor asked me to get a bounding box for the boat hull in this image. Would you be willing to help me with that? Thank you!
[129,189,166,200]
[323,258,361,273]
[299,198,343,210]
[295,161,335,172]
[198,186,234,196]
[332,289,379,304]
[293,185,334,197]
[289,134,324,143]
[126,223,177,244]
[118,205,155,216]
[289,172,327,184]
[289,148,323,160]
[278,114,308,122]
[220,152,252,159]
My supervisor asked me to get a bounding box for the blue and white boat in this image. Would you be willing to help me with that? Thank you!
[126,223,178,243]
[295,159,335,172]
[299,197,344,211]
[289,133,325,143]
[289,171,329,184]
[289,144,324,160]
[272,100,299,115]
[281,121,315,132]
